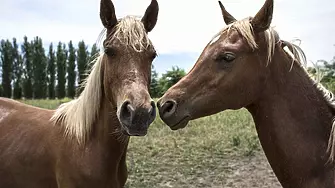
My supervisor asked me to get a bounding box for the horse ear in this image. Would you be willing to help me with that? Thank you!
[141,0,159,32]
[251,0,274,33]
[100,0,118,29]
[218,1,236,25]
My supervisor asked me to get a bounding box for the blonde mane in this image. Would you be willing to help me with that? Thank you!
[211,17,335,162]
[51,16,152,144]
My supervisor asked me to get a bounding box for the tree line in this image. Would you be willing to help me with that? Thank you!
[0,36,186,100]
[0,36,99,99]
[308,58,335,93]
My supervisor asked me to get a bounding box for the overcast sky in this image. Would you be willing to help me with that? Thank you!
[1,0,334,75]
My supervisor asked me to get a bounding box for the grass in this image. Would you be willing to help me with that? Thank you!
[125,110,261,187]
[19,99,280,188]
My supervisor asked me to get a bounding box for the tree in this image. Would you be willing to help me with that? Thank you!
[150,65,160,98]
[158,66,186,95]
[323,61,335,80]
[32,37,47,99]
[310,60,329,81]
[0,43,1,97]
[88,43,99,71]
[47,43,56,99]
[12,38,23,99]
[77,41,88,95]
[0,85,3,97]
[320,57,335,93]
[22,36,33,99]
[67,41,76,98]
[308,59,335,93]
[0,40,13,98]
[56,42,66,99]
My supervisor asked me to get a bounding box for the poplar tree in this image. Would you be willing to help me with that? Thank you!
[67,41,76,98]
[56,42,66,99]
[47,43,56,99]
[12,38,23,99]
[22,36,33,99]
[0,40,13,98]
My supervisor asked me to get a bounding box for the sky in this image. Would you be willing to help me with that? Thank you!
[1,0,335,75]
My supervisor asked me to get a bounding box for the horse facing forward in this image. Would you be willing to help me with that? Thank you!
[158,0,335,187]
[0,0,159,187]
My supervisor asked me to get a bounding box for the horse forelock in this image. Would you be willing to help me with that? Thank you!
[209,18,277,65]
[99,15,154,53]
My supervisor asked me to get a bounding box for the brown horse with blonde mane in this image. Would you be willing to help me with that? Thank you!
[158,0,335,187]
[0,0,158,187]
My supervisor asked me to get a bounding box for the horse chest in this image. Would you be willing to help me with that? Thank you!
[55,142,127,188]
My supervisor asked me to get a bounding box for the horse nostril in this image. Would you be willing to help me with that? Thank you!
[161,100,177,117]
[120,101,135,125]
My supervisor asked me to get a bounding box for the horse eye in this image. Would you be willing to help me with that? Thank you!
[104,47,115,56]
[217,52,236,63]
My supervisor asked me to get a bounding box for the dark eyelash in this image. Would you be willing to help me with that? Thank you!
[104,47,115,56]
[216,52,235,62]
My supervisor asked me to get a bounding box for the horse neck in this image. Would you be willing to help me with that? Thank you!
[92,96,129,146]
[246,47,334,184]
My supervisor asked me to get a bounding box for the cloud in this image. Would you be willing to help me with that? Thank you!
[1,0,334,68]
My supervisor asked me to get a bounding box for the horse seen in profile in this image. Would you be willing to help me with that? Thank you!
[158,0,335,187]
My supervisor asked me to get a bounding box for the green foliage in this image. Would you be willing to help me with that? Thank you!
[47,43,56,99]
[0,39,13,98]
[12,38,23,99]
[88,43,99,71]
[321,59,335,93]
[77,41,88,95]
[324,60,335,78]
[22,36,33,99]
[67,41,76,98]
[149,65,160,98]
[20,98,71,109]
[90,44,99,61]
[158,66,186,96]
[321,77,335,93]
[0,85,3,96]
[148,66,187,98]
[32,37,47,99]
[0,37,105,100]
[309,59,335,93]
[56,42,67,99]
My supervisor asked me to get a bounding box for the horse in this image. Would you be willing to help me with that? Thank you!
[0,0,159,187]
[157,0,335,187]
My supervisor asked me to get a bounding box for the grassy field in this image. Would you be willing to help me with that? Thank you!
[20,99,281,188]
